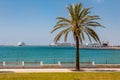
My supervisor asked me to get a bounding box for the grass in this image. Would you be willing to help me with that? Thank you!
[0,72,120,80]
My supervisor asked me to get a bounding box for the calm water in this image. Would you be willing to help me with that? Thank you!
[0,46,120,64]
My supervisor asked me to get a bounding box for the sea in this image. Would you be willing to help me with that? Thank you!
[0,46,120,64]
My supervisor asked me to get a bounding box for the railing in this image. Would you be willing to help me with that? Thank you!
[0,58,75,64]
[0,61,95,68]
[0,58,94,68]
[0,58,120,68]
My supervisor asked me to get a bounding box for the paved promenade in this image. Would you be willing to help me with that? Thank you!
[0,68,120,73]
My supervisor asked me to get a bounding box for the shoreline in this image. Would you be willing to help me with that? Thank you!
[80,46,120,50]
[0,45,120,50]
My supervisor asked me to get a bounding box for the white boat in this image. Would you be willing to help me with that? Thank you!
[17,42,25,46]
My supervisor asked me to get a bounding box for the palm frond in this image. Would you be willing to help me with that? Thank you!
[64,27,72,42]
[56,17,71,24]
[78,35,83,44]
[81,32,85,41]
[67,4,74,19]
[51,23,70,33]
[87,22,103,27]
[85,31,92,42]
[79,8,91,20]
[86,27,100,43]
[87,15,101,20]
[54,27,72,43]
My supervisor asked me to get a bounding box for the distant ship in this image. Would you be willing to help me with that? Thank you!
[17,42,26,46]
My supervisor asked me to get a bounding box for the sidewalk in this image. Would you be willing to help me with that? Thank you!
[0,68,120,73]
[0,69,72,73]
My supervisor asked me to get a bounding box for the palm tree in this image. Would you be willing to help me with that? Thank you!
[51,3,103,71]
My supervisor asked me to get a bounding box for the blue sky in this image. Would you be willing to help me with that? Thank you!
[0,0,119,45]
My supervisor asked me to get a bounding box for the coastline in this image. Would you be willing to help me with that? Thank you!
[80,47,120,50]
[0,45,120,50]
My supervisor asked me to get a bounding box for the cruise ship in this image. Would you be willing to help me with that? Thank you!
[17,42,26,46]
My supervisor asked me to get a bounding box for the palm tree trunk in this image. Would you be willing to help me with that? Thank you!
[75,36,80,71]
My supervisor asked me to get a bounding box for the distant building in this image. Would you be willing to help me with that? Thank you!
[84,41,110,47]
[50,42,74,46]
[85,42,101,47]
[101,41,109,47]
[17,42,26,46]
